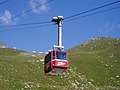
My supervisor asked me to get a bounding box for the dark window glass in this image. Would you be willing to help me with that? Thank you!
[53,51,55,59]
[45,52,51,64]
[56,51,67,60]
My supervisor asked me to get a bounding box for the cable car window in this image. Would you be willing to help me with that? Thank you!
[45,52,51,64]
[56,51,67,60]
[53,51,55,59]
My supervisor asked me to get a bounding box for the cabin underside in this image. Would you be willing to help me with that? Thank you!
[45,67,65,75]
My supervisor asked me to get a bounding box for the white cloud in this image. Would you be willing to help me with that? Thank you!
[29,0,49,13]
[106,23,120,30]
[98,23,120,35]
[0,10,19,25]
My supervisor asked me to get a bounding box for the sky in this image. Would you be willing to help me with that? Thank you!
[0,0,120,52]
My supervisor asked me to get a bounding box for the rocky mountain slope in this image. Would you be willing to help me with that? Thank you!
[0,37,120,90]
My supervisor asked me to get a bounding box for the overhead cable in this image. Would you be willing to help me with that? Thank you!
[0,1,120,32]
[0,0,10,6]
[0,0,53,24]
[0,21,51,27]
[64,0,120,20]
[0,23,54,32]
[64,6,120,22]
[1,6,119,27]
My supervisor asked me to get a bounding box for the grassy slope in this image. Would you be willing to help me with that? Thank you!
[0,37,120,90]
[68,37,120,88]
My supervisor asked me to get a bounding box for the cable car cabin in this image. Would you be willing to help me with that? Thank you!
[44,50,68,75]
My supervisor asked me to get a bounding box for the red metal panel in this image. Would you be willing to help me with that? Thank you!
[51,60,68,67]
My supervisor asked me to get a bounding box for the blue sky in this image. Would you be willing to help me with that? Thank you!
[0,0,120,52]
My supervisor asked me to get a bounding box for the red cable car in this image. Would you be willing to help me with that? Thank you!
[44,50,68,75]
[44,16,68,75]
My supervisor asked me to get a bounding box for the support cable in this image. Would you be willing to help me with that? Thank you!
[64,0,120,20]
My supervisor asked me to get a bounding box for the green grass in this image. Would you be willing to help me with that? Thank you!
[0,37,120,90]
[68,37,120,88]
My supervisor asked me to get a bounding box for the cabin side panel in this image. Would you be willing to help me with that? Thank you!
[44,52,51,65]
